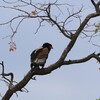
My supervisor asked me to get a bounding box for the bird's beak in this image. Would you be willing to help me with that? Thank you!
[51,46,53,49]
[49,45,53,49]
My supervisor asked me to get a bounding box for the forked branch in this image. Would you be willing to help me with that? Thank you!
[0,61,14,89]
[91,0,100,13]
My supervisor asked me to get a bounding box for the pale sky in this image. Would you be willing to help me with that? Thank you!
[0,0,100,100]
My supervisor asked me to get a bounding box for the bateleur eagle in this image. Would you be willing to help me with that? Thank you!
[30,43,53,69]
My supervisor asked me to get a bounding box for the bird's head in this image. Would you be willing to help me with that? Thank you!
[42,43,53,50]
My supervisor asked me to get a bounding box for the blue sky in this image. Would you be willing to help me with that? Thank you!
[0,0,100,100]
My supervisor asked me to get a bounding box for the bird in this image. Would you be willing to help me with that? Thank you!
[30,43,53,69]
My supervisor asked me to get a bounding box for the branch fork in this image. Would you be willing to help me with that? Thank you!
[0,61,14,89]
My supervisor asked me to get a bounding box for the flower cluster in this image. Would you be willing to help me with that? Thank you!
[9,41,16,52]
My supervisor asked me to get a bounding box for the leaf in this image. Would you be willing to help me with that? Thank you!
[9,41,16,52]
[94,28,99,33]
[96,98,100,100]
[31,11,37,15]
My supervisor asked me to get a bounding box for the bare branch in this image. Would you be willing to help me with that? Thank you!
[91,0,100,13]
[0,1,74,40]
[0,15,27,26]
[34,19,44,34]
[2,0,19,4]
[44,4,72,39]
[0,61,14,89]
[63,52,100,65]
[62,6,83,28]
[10,18,25,39]
[0,6,30,15]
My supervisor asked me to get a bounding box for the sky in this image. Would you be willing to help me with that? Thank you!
[0,0,100,100]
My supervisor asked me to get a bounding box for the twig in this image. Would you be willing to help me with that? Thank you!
[2,0,19,4]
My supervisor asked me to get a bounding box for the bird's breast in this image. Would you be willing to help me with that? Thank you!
[36,48,49,59]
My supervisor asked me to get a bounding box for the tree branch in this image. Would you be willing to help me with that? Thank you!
[0,61,14,89]
[91,0,100,13]
[63,52,100,65]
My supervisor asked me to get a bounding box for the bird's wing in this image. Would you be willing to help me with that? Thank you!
[31,47,43,62]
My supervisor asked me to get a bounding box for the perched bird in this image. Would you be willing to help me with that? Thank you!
[30,43,53,69]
